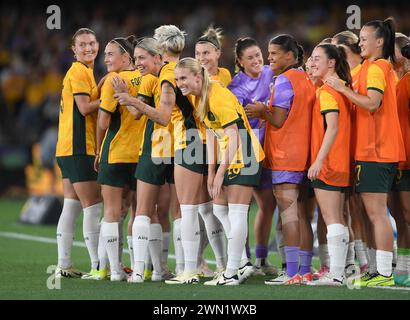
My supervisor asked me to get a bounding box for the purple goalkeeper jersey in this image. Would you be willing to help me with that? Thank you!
[228,65,274,143]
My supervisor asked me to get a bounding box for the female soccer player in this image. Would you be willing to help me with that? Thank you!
[245,35,316,285]
[228,37,277,276]
[390,33,410,286]
[332,31,370,275]
[307,44,352,286]
[115,26,226,284]
[95,35,146,281]
[55,28,103,279]
[327,18,405,287]
[174,57,265,285]
[195,26,232,87]
[195,26,231,277]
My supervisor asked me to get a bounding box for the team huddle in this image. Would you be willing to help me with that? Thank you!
[54,17,410,288]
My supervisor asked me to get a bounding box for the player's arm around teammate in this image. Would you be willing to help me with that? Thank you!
[174,57,265,285]
[327,18,405,287]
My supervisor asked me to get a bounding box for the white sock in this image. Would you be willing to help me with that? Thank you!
[83,202,102,270]
[145,250,152,271]
[393,240,398,267]
[343,226,350,262]
[275,229,286,267]
[132,215,151,276]
[240,247,249,267]
[376,250,393,276]
[180,204,200,273]
[162,231,170,268]
[127,235,134,270]
[199,201,227,270]
[101,222,120,274]
[368,248,377,274]
[318,244,330,268]
[197,215,209,268]
[173,218,184,274]
[98,219,108,270]
[118,216,125,264]
[346,242,356,266]
[213,204,231,234]
[225,204,249,278]
[354,240,368,268]
[149,223,163,274]
[56,198,82,269]
[326,224,346,279]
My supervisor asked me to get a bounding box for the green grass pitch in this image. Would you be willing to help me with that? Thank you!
[0,198,409,300]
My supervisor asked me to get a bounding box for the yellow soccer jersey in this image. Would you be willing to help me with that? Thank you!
[203,82,265,169]
[99,70,146,164]
[56,62,98,157]
[367,62,387,94]
[211,67,232,87]
[319,90,339,114]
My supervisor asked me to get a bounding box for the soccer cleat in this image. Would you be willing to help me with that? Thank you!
[237,262,255,284]
[393,272,409,286]
[81,268,108,280]
[301,273,314,284]
[265,272,301,285]
[307,273,344,286]
[110,271,127,282]
[253,262,278,276]
[205,273,239,286]
[161,267,176,281]
[55,266,84,279]
[313,265,329,280]
[128,272,144,283]
[144,268,153,281]
[165,272,200,285]
[197,261,215,278]
[203,269,225,286]
[354,273,394,287]
[151,270,163,282]
[264,270,287,285]
[122,264,133,275]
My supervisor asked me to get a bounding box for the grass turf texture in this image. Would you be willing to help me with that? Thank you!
[0,198,409,300]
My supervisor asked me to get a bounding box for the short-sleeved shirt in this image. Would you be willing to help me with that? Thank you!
[56,62,98,157]
[366,64,386,94]
[99,70,146,164]
[202,82,265,170]
[319,90,339,114]
[272,74,294,112]
[228,65,274,136]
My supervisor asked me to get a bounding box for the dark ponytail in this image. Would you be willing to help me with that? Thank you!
[364,17,396,63]
[110,35,136,64]
[317,44,352,87]
[234,37,259,73]
[269,34,304,69]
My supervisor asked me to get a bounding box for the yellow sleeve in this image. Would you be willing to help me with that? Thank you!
[211,90,241,128]
[138,74,157,98]
[160,66,176,91]
[319,90,339,114]
[99,73,117,114]
[367,64,386,94]
[70,64,92,96]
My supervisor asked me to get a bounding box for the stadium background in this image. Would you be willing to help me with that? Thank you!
[0,0,409,300]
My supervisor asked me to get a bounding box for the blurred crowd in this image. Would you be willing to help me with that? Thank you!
[0,0,409,190]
